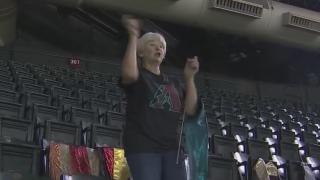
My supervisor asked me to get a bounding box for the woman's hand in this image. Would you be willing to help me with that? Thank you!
[121,14,142,37]
[184,56,199,81]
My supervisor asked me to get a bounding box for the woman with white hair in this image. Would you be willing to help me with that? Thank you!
[120,15,199,180]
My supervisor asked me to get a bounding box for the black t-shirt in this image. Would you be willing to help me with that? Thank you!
[121,68,184,153]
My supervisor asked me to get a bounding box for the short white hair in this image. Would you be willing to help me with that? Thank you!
[137,32,167,58]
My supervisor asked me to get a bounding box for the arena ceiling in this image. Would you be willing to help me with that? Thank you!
[17,0,320,84]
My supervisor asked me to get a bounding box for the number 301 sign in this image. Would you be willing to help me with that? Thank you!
[69,56,80,68]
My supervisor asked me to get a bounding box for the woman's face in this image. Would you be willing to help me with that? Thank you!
[140,35,166,65]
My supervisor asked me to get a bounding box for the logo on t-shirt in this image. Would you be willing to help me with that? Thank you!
[149,84,182,113]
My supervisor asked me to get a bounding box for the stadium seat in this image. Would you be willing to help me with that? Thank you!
[301,132,317,144]
[62,78,81,90]
[57,96,82,121]
[208,122,222,136]
[247,139,270,162]
[0,80,16,91]
[10,61,25,68]
[266,119,282,132]
[279,129,295,143]
[69,107,99,128]
[217,106,237,114]
[0,140,40,175]
[89,98,111,121]
[23,93,50,119]
[278,111,293,123]
[37,73,57,82]
[92,85,107,99]
[32,104,61,124]
[78,89,96,103]
[86,124,122,148]
[106,111,125,129]
[208,122,222,153]
[21,83,44,94]
[296,116,309,125]
[14,71,34,79]
[29,63,48,70]
[286,121,301,134]
[0,117,33,143]
[221,113,241,125]
[220,98,234,107]
[43,120,81,145]
[51,86,72,98]
[287,161,305,180]
[23,92,50,107]
[313,117,320,125]
[240,139,271,179]
[246,117,262,129]
[0,101,23,119]
[306,144,320,159]
[75,72,91,80]
[17,76,37,85]
[241,108,258,118]
[104,82,118,91]
[259,111,275,121]
[280,142,301,162]
[207,155,238,180]
[106,87,123,99]
[57,96,82,108]
[0,67,11,75]
[211,135,237,159]
[0,172,50,180]
[272,143,304,180]
[109,100,126,113]
[83,79,104,90]
[207,113,219,123]
[43,79,61,89]
[225,124,249,139]
[253,127,273,141]
[12,62,28,69]
[0,74,13,82]
[0,89,19,103]
[303,123,319,133]
[306,157,320,179]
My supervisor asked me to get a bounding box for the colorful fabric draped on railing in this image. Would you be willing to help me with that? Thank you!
[69,145,91,174]
[48,143,100,180]
[102,147,131,180]
[48,143,130,180]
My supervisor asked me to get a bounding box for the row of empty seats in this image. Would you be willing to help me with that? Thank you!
[1,59,320,179]
[202,89,320,179]
[0,60,128,179]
